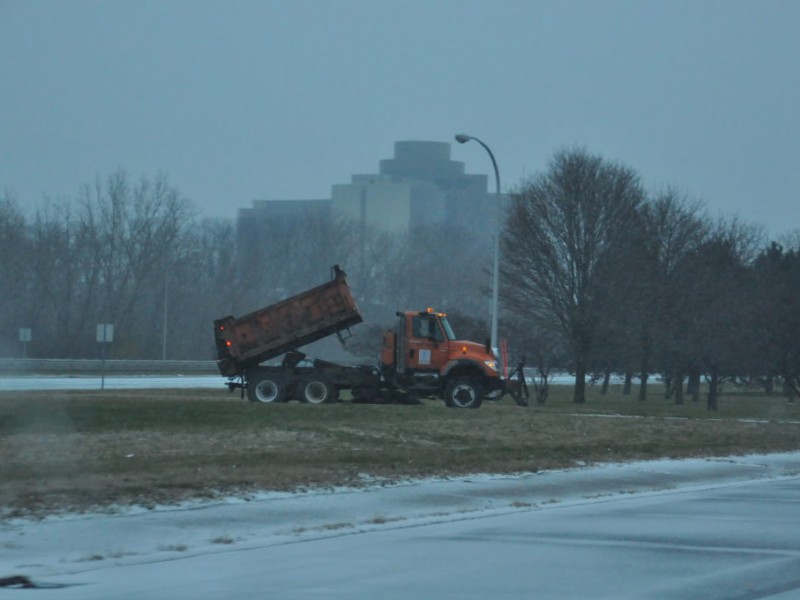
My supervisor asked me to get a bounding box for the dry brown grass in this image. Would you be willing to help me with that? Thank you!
[1,385,799,518]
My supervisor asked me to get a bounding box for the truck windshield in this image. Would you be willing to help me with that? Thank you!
[439,316,456,340]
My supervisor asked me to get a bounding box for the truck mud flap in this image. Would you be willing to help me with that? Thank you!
[226,373,246,400]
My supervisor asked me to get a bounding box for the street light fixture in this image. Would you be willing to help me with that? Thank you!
[454,133,501,355]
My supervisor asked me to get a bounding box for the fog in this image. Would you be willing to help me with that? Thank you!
[2,0,798,235]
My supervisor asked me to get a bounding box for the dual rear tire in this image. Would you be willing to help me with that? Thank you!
[246,372,337,404]
[247,374,288,403]
[297,376,337,404]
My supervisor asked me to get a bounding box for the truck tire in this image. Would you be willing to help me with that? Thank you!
[298,376,336,404]
[247,374,288,403]
[444,378,483,409]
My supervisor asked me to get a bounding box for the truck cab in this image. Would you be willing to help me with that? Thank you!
[380,308,502,408]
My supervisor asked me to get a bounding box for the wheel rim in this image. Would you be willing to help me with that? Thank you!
[304,381,329,404]
[254,379,280,403]
[452,384,477,407]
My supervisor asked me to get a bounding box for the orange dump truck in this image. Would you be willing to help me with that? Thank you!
[214,266,527,408]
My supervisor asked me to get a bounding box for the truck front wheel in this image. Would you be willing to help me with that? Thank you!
[444,378,483,409]
[298,376,336,404]
[248,374,288,403]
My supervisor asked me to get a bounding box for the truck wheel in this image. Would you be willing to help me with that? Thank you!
[299,376,336,404]
[248,375,287,403]
[444,378,483,409]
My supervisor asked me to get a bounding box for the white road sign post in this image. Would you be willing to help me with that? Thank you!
[96,324,114,390]
[18,328,32,358]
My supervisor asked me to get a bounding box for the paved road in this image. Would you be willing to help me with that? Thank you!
[162,478,800,600]
[7,454,800,599]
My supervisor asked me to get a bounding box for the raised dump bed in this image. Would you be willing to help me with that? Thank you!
[213,265,363,377]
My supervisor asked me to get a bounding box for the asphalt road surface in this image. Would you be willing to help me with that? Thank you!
[5,454,800,599]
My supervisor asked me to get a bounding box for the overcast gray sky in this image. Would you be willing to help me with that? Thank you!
[2,0,798,236]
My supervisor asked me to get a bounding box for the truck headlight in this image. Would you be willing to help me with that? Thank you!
[484,360,497,372]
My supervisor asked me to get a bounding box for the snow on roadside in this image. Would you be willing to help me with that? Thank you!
[0,376,222,392]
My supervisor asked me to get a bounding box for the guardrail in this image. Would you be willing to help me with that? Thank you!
[0,358,218,375]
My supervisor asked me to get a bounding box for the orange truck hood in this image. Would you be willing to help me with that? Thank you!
[449,340,498,373]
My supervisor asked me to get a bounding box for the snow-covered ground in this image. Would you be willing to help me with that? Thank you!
[0,372,593,392]
[2,452,799,598]
[0,375,223,391]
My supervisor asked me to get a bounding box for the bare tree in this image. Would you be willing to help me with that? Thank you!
[155,218,238,359]
[24,200,88,356]
[0,192,30,356]
[377,223,490,321]
[234,209,353,315]
[73,171,193,357]
[674,217,763,409]
[635,189,708,402]
[501,148,644,403]
[751,239,800,401]
[8,172,192,358]
[504,312,569,404]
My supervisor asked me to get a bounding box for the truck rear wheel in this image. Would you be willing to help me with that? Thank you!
[444,378,483,409]
[248,374,287,403]
[298,376,336,404]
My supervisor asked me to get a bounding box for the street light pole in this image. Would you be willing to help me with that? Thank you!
[454,133,501,354]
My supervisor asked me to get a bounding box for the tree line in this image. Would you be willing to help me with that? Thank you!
[0,170,491,362]
[0,171,238,360]
[501,147,800,408]
[3,150,797,411]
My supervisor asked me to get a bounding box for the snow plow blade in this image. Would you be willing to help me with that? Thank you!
[504,361,529,406]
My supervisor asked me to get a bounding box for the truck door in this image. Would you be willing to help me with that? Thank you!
[406,314,448,371]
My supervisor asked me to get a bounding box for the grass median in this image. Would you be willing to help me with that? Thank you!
[1,385,799,518]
